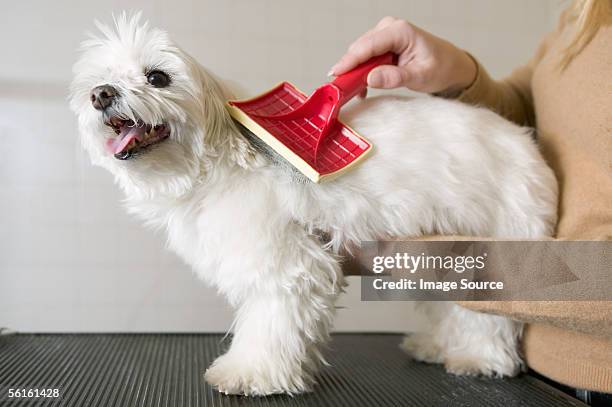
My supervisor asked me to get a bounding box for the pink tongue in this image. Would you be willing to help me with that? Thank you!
[106,125,146,154]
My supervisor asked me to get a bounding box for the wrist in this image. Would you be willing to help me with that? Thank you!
[445,51,478,94]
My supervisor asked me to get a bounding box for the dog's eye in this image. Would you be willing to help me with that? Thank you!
[147,71,170,88]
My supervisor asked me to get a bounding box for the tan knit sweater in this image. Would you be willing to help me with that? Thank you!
[454,9,612,392]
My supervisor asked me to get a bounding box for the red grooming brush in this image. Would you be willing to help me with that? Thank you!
[227,53,396,182]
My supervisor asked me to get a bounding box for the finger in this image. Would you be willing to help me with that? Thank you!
[344,16,396,62]
[330,53,364,77]
[367,66,409,89]
[375,16,397,30]
[332,22,411,75]
[329,32,373,76]
[351,16,397,61]
[352,17,396,53]
[329,17,401,76]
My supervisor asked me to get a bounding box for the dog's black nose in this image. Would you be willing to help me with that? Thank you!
[90,85,118,111]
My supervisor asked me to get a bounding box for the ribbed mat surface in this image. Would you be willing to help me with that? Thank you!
[0,333,584,407]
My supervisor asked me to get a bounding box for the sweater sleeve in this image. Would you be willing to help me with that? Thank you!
[456,302,612,339]
[455,57,536,127]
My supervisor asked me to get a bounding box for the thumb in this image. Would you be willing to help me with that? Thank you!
[366,66,408,89]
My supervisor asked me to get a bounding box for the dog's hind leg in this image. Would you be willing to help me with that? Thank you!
[402,302,524,377]
[204,225,343,396]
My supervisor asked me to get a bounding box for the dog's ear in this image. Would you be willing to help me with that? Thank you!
[193,61,257,170]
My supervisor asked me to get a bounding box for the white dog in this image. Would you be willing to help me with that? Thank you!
[70,14,558,395]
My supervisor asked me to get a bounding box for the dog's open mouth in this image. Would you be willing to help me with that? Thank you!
[104,117,170,160]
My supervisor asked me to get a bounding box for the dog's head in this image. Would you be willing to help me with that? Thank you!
[70,13,249,197]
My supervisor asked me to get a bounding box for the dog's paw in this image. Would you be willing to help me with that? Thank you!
[205,352,310,396]
[444,354,523,378]
[401,333,444,364]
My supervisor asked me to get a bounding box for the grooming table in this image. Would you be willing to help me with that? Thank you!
[0,333,584,406]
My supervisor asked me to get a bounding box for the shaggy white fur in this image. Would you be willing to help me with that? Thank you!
[70,13,558,395]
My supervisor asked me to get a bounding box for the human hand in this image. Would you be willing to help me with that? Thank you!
[329,16,477,95]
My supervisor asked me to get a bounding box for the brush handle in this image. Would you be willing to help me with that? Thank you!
[331,52,397,106]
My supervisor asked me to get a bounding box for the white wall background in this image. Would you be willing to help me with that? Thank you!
[0,0,564,333]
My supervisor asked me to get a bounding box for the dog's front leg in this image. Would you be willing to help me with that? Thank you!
[205,229,343,396]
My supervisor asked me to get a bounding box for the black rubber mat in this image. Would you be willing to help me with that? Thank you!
[0,333,584,407]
